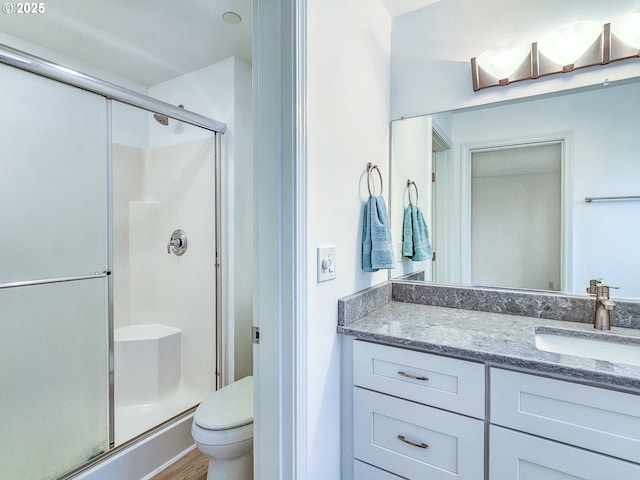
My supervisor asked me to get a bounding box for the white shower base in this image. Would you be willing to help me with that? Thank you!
[115,386,210,445]
[114,324,212,445]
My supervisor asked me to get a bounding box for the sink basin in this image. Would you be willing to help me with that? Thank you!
[534,326,640,367]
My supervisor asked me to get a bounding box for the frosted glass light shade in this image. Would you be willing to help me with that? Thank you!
[538,21,602,67]
[612,11,640,49]
[476,42,531,80]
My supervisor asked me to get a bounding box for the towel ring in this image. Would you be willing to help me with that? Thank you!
[367,162,383,197]
[407,179,419,205]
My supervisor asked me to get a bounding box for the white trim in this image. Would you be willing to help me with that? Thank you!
[560,135,574,293]
[294,0,308,477]
[431,121,454,284]
[432,121,453,151]
[141,446,197,480]
[252,0,301,478]
[70,415,195,480]
[459,133,573,290]
[218,131,233,387]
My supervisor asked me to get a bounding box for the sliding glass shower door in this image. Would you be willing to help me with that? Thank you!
[111,101,218,445]
[0,63,110,479]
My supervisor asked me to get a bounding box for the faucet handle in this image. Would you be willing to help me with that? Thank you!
[587,278,603,295]
[595,284,619,299]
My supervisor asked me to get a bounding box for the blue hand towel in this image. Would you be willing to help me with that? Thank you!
[362,195,396,271]
[402,204,432,262]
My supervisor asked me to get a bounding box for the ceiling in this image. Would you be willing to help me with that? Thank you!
[0,0,633,88]
[0,0,252,87]
[381,0,440,17]
[0,0,438,88]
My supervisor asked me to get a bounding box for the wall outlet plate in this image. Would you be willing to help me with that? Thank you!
[317,246,336,282]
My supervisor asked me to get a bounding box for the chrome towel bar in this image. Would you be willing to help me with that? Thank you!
[585,195,640,203]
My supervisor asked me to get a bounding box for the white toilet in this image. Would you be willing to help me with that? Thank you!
[192,376,253,479]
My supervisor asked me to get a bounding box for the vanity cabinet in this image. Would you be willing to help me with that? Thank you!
[347,340,640,479]
[351,340,485,479]
[490,368,640,479]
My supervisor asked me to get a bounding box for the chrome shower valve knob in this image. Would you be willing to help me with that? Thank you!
[167,229,188,256]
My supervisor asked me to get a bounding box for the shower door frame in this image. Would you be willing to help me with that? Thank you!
[0,42,227,465]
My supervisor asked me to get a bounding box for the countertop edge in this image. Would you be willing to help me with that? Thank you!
[338,324,640,394]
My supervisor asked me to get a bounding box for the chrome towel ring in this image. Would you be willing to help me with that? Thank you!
[367,162,383,197]
[407,179,419,205]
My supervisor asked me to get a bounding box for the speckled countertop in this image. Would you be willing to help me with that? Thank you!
[338,293,640,393]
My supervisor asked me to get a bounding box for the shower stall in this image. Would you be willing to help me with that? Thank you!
[0,46,225,480]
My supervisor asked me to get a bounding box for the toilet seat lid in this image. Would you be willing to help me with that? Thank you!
[194,376,253,430]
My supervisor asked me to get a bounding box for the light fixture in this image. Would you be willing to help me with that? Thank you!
[471,13,640,92]
[609,10,640,62]
[472,42,531,87]
[537,21,602,73]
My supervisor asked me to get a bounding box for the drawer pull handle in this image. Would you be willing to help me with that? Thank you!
[397,435,428,449]
[398,371,429,381]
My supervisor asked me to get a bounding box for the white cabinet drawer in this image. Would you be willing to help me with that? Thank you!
[353,340,485,418]
[491,368,640,464]
[490,425,640,479]
[354,387,484,480]
[354,460,403,479]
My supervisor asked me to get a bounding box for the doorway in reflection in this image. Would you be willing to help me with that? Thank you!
[470,142,562,291]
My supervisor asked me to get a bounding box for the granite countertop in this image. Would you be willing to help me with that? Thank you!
[338,300,640,393]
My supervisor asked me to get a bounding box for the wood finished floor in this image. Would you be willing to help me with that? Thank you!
[151,448,208,480]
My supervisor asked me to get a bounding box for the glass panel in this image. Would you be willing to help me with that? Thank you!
[0,63,108,284]
[111,101,216,444]
[0,64,109,479]
[0,280,109,480]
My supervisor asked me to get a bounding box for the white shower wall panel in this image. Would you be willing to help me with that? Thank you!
[112,144,146,328]
[112,137,216,395]
[128,201,162,325]
[146,138,217,391]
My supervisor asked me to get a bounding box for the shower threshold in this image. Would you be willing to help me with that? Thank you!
[115,387,211,445]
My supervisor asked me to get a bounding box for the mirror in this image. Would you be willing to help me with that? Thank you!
[390,78,640,299]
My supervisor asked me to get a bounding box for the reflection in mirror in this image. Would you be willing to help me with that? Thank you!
[390,78,640,299]
[471,143,561,291]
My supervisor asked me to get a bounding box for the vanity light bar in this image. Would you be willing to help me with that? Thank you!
[471,19,640,92]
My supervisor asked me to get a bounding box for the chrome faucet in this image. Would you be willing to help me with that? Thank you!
[587,279,617,330]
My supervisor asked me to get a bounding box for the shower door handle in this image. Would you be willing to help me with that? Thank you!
[167,229,188,256]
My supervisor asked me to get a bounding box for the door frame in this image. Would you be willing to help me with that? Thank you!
[459,133,573,292]
[252,0,306,478]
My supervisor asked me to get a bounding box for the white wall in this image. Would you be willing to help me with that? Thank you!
[390,115,433,279]
[472,170,561,290]
[149,57,254,382]
[0,31,147,93]
[391,0,640,118]
[305,0,391,478]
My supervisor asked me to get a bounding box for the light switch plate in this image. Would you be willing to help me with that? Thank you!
[317,246,336,282]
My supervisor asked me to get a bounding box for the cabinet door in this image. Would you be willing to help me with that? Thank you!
[354,387,484,480]
[490,426,640,479]
[491,368,640,464]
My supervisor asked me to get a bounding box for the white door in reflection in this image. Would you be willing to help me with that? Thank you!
[471,142,562,291]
